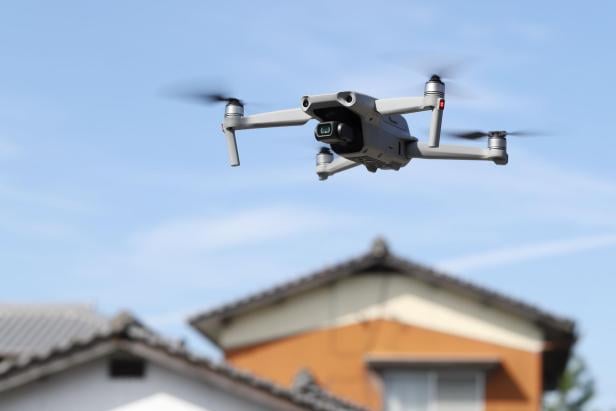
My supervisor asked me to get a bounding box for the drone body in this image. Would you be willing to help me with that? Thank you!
[215,76,510,180]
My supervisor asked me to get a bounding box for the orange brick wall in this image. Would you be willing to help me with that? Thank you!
[226,319,542,411]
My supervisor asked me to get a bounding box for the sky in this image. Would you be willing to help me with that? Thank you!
[0,0,615,407]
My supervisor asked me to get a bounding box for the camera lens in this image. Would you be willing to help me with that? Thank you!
[317,123,332,137]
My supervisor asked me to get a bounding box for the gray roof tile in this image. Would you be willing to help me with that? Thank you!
[0,307,365,411]
[0,304,111,358]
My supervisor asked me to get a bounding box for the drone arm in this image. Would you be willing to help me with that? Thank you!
[375,95,444,147]
[316,156,359,180]
[226,108,313,130]
[407,141,508,164]
[374,96,431,115]
[221,108,313,167]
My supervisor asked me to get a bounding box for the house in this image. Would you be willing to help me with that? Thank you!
[190,238,576,411]
[0,305,364,411]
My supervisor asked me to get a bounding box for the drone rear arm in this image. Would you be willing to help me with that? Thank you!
[407,141,508,165]
[374,97,431,115]
[375,95,445,148]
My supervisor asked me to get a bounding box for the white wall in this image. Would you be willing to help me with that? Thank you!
[0,356,277,411]
[220,273,544,352]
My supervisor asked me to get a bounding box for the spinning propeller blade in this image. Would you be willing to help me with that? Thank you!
[412,56,475,99]
[163,80,249,106]
[169,88,244,106]
[444,130,542,140]
[446,131,489,140]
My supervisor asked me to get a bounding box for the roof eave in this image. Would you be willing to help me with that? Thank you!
[189,248,576,345]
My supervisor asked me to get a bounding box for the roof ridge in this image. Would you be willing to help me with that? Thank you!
[188,247,379,325]
[189,238,576,336]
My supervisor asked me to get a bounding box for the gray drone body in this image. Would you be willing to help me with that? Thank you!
[218,76,508,180]
[303,91,411,172]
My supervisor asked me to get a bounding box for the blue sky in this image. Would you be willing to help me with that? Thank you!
[1,0,615,407]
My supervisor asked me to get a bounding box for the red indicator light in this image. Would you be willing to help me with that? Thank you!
[438,99,445,110]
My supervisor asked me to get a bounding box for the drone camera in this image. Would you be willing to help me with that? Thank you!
[314,121,354,145]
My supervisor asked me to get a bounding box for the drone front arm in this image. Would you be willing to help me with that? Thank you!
[225,108,313,130]
[221,108,313,167]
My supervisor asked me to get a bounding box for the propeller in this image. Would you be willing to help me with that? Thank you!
[444,130,542,140]
[162,79,249,106]
[169,88,244,106]
[424,64,461,83]
[163,82,251,166]
[406,55,474,99]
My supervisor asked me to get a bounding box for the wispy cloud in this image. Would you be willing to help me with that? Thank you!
[437,233,616,272]
[75,204,359,309]
[132,205,342,257]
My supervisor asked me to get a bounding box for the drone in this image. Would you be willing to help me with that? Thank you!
[177,75,535,180]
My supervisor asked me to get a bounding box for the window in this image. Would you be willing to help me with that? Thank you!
[383,370,484,411]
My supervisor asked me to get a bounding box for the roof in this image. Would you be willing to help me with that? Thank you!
[0,304,111,359]
[189,237,576,390]
[0,308,365,411]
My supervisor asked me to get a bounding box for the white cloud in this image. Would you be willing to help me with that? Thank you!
[436,233,616,272]
[134,206,342,254]
[130,205,353,267]
[74,204,359,310]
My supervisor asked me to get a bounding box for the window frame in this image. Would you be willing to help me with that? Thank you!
[381,369,486,411]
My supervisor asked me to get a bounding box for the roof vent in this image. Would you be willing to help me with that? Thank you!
[109,357,146,378]
[293,368,318,392]
[371,236,389,258]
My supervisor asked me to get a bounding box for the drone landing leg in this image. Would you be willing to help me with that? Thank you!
[222,128,240,167]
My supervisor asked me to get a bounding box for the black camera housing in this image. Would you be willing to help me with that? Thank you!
[314,121,355,145]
